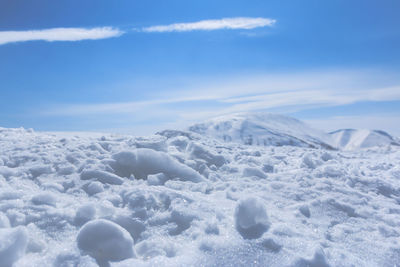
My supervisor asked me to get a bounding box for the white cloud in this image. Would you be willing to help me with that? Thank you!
[0,27,123,45]
[142,17,276,32]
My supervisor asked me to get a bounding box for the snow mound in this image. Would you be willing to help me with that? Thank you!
[235,197,270,239]
[111,149,204,182]
[189,112,335,149]
[0,226,28,267]
[330,129,400,150]
[76,219,134,264]
[80,170,124,185]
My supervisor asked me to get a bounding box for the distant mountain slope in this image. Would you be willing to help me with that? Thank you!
[330,129,400,150]
[188,113,336,149]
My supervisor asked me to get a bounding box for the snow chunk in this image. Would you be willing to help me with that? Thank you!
[112,149,204,182]
[235,197,270,239]
[204,222,220,235]
[294,247,330,267]
[77,219,135,264]
[0,191,23,201]
[321,165,343,178]
[0,213,10,228]
[168,209,196,236]
[74,204,96,226]
[186,142,226,167]
[53,251,96,267]
[57,165,76,175]
[299,205,311,218]
[84,181,104,195]
[0,226,28,267]
[320,152,333,161]
[261,237,282,252]
[0,166,17,179]
[29,165,53,178]
[133,137,167,152]
[262,163,274,173]
[147,173,168,186]
[135,240,176,259]
[112,215,145,241]
[242,167,267,179]
[6,211,25,227]
[167,136,189,151]
[302,153,321,169]
[80,170,124,185]
[41,182,64,192]
[31,192,57,206]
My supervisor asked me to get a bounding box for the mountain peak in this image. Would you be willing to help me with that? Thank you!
[329,128,400,150]
[188,112,336,149]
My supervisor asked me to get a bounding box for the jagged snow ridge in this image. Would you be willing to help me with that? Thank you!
[0,125,400,266]
[189,113,335,149]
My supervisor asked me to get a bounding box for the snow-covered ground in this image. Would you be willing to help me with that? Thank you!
[1,114,400,266]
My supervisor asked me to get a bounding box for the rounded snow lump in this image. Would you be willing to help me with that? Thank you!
[112,149,204,182]
[74,204,96,226]
[77,219,134,263]
[31,192,57,206]
[0,226,28,267]
[235,197,270,239]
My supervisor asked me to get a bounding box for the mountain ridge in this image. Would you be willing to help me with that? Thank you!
[329,128,400,150]
[188,112,398,151]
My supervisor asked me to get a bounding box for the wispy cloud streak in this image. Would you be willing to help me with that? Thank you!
[0,17,276,45]
[36,69,400,134]
[142,17,276,32]
[41,70,400,118]
[0,27,123,45]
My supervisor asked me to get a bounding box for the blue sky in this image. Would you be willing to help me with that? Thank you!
[1,0,399,135]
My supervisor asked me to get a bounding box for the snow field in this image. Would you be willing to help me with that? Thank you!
[0,125,399,266]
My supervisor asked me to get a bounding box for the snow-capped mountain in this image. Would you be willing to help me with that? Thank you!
[330,129,400,150]
[189,113,336,150]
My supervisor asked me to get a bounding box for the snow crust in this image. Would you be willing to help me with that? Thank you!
[0,116,400,266]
